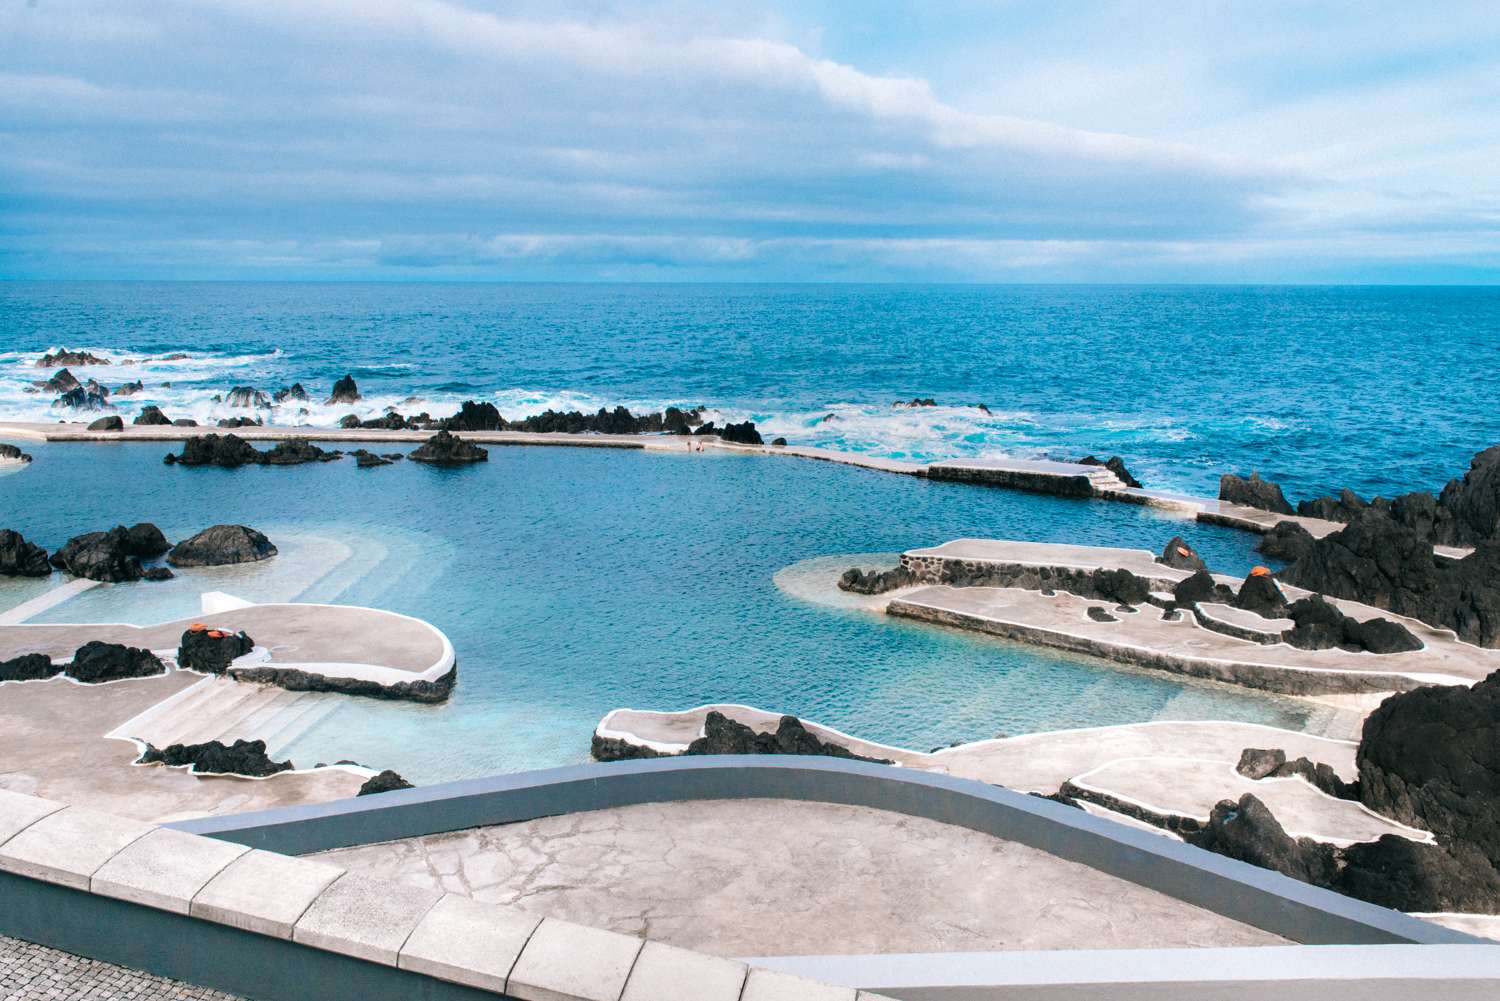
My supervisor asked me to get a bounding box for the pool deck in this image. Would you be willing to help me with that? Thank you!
[313,797,1293,958]
[595,708,1425,848]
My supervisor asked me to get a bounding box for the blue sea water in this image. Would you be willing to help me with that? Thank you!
[1,283,1497,781]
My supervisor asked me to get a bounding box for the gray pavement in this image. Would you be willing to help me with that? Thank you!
[0,933,245,1001]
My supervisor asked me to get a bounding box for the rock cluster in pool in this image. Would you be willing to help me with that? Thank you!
[0,521,277,581]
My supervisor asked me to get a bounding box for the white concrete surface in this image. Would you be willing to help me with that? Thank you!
[742,967,857,1001]
[619,941,748,1001]
[398,893,542,995]
[291,871,443,966]
[506,917,644,1001]
[0,788,66,843]
[0,806,154,890]
[191,849,346,939]
[90,826,250,913]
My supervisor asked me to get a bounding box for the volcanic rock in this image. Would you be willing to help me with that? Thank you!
[0,529,52,577]
[53,386,112,411]
[326,375,361,405]
[1279,595,1423,654]
[408,430,488,464]
[49,527,145,582]
[693,422,718,436]
[114,380,143,397]
[273,383,309,403]
[87,415,124,431]
[359,413,408,430]
[352,449,392,467]
[134,405,171,426]
[1158,535,1207,572]
[772,437,787,446]
[357,770,415,795]
[0,444,33,463]
[258,438,340,465]
[1441,445,1500,545]
[172,418,198,427]
[1234,573,1288,618]
[226,386,271,408]
[1186,793,1339,886]
[1277,517,1500,648]
[1220,472,1295,515]
[178,624,255,672]
[65,641,165,682]
[1256,521,1316,564]
[720,421,764,445]
[217,416,262,429]
[40,368,81,393]
[444,400,507,432]
[663,407,692,433]
[37,349,109,368]
[142,567,174,580]
[168,524,277,567]
[1087,606,1118,622]
[1079,455,1142,489]
[138,738,291,777]
[165,433,261,467]
[1236,748,1287,780]
[1172,570,1234,606]
[896,398,937,407]
[124,523,172,557]
[838,565,916,594]
[0,653,59,682]
[683,711,892,763]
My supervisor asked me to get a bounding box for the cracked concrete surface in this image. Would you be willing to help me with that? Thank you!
[314,798,1291,957]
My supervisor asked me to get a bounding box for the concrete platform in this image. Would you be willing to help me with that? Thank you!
[595,707,1417,850]
[312,798,1293,958]
[0,670,367,824]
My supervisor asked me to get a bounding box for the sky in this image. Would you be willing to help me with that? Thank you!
[1,0,1498,282]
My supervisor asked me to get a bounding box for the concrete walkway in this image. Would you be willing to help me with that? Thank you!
[313,798,1291,958]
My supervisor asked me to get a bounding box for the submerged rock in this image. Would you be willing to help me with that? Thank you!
[895,398,937,407]
[134,405,172,426]
[408,430,489,464]
[1158,535,1207,572]
[167,524,277,567]
[0,529,52,577]
[357,770,415,795]
[65,641,165,683]
[1219,472,1296,515]
[0,444,33,463]
[0,653,59,681]
[326,374,361,405]
[352,449,393,467]
[178,624,255,672]
[683,711,892,763]
[138,738,292,777]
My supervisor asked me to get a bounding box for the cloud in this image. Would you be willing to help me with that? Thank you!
[0,0,1492,280]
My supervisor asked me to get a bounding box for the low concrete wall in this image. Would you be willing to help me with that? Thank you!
[167,755,1476,948]
[925,464,1095,497]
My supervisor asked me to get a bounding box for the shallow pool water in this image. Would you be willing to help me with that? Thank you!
[0,441,1323,782]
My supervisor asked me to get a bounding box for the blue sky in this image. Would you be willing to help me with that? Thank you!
[2,0,1498,281]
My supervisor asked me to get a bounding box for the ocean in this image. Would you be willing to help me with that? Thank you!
[1,282,1496,780]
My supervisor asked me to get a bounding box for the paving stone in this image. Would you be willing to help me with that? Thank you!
[507,917,644,1001]
[0,806,155,890]
[91,827,250,914]
[191,848,345,939]
[398,892,541,993]
[620,940,746,1001]
[0,933,248,1000]
[0,790,66,847]
[292,871,442,966]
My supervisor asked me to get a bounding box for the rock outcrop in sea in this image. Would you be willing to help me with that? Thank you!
[0,444,33,463]
[134,405,172,425]
[273,383,309,403]
[1219,472,1296,514]
[115,380,143,397]
[408,430,489,464]
[325,374,362,404]
[226,386,272,408]
[36,349,109,368]
[720,421,764,445]
[53,384,112,411]
[167,524,277,567]
[0,529,52,577]
[88,415,123,431]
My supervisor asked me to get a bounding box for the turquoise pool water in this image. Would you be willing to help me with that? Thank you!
[1,440,1326,782]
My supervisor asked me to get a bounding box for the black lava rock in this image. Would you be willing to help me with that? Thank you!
[838,565,917,594]
[1278,595,1422,654]
[273,383,309,403]
[1187,793,1340,886]
[1173,569,1233,606]
[166,433,261,467]
[226,386,270,408]
[352,449,393,467]
[683,711,892,763]
[172,418,198,427]
[167,525,278,567]
[0,444,34,463]
[0,653,60,681]
[52,385,112,411]
[88,415,124,431]
[357,770,415,795]
[693,422,718,436]
[326,375,361,405]
[65,641,165,682]
[408,430,489,464]
[37,349,109,368]
[0,529,52,577]
[1220,472,1296,515]
[138,738,292,777]
[217,416,262,429]
[772,437,787,446]
[1236,748,1286,780]
[49,527,145,582]
[1256,520,1316,564]
[1086,606,1119,623]
[663,407,692,433]
[257,438,340,465]
[1277,517,1500,648]
[41,367,81,392]
[720,421,764,445]
[125,523,172,557]
[444,400,507,432]
[1235,574,1289,618]
[114,381,143,396]
[142,567,174,580]
[1159,535,1207,572]
[134,405,171,426]
[338,414,362,429]
[178,625,255,672]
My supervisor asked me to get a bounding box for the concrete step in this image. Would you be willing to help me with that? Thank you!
[259,698,342,760]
